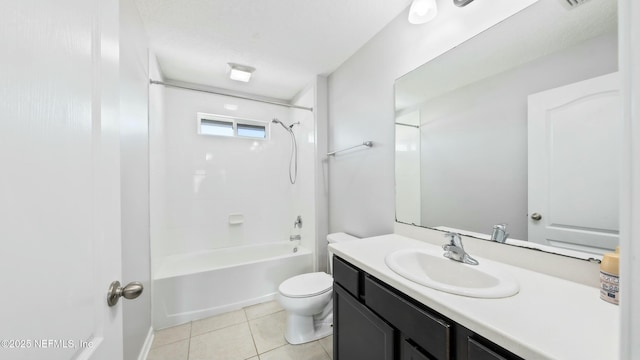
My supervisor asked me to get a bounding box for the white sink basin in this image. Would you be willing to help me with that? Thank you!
[385,248,519,298]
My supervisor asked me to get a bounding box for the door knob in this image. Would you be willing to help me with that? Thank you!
[531,213,542,221]
[107,281,143,307]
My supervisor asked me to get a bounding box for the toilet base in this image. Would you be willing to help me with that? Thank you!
[284,312,333,345]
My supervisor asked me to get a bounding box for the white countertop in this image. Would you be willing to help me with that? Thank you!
[329,234,620,360]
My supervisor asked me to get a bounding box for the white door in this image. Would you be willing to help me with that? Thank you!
[0,1,123,359]
[527,72,620,254]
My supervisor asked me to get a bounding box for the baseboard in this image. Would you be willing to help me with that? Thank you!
[137,326,154,360]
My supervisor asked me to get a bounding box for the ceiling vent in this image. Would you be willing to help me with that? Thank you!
[559,0,591,9]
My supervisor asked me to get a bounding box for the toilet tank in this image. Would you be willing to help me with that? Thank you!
[327,232,359,274]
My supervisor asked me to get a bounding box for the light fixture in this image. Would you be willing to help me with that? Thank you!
[228,63,255,82]
[408,0,438,24]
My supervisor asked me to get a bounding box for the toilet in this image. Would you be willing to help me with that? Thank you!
[277,232,358,345]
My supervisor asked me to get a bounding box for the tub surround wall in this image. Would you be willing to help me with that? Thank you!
[150,84,317,262]
[149,77,322,329]
[289,84,317,264]
[327,0,537,237]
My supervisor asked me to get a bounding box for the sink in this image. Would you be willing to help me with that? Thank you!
[385,248,519,298]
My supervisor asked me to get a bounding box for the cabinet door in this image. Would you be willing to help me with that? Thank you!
[402,339,435,360]
[365,276,450,360]
[334,284,395,360]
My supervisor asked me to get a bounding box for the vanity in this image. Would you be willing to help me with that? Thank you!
[329,234,619,360]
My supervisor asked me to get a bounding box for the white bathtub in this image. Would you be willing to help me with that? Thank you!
[153,242,313,329]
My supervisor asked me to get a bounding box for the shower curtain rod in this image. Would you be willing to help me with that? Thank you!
[149,79,314,112]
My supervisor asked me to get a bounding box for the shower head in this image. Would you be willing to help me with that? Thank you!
[272,118,289,131]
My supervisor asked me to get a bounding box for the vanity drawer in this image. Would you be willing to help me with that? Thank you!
[333,256,361,298]
[364,275,451,360]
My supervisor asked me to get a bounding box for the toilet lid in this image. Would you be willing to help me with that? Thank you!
[279,272,333,298]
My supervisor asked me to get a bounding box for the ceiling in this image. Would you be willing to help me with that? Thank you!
[134,0,414,101]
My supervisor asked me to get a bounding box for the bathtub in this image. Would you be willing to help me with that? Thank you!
[153,242,313,329]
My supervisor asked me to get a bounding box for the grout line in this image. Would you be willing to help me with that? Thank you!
[151,324,192,349]
[248,309,285,322]
[191,321,247,337]
[186,321,193,360]
[259,343,289,357]
[246,317,260,359]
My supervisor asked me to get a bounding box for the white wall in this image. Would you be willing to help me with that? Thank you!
[417,32,617,240]
[289,85,318,265]
[150,84,317,262]
[327,0,537,237]
[119,0,151,358]
[149,53,166,281]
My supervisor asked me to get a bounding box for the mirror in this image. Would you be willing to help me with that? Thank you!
[395,0,619,259]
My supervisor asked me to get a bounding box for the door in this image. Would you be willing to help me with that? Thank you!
[527,72,620,254]
[0,1,123,359]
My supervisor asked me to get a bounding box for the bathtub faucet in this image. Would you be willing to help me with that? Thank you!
[289,234,301,241]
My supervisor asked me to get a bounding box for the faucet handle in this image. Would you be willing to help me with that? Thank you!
[491,223,509,243]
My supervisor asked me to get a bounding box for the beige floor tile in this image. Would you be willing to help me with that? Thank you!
[244,300,284,320]
[147,339,189,360]
[152,323,191,348]
[191,309,247,336]
[248,310,287,354]
[246,357,259,360]
[189,322,257,360]
[318,335,333,359]
[259,342,330,360]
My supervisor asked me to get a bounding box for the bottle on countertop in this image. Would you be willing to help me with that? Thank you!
[600,246,620,305]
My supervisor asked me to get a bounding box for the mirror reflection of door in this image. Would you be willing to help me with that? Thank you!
[527,72,620,254]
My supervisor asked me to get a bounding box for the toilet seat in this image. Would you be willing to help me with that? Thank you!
[279,272,332,298]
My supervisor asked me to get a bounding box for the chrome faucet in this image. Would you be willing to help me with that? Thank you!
[442,232,479,265]
[491,224,509,243]
[290,216,302,241]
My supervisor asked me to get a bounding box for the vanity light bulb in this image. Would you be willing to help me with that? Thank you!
[414,2,429,15]
[408,0,438,24]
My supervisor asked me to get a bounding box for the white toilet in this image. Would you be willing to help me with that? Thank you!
[277,232,358,345]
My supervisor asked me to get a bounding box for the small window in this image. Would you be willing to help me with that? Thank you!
[200,119,234,137]
[237,123,266,139]
[197,113,267,140]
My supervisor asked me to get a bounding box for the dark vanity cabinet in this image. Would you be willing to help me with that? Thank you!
[333,256,523,360]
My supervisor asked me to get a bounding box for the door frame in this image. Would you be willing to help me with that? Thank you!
[619,0,640,358]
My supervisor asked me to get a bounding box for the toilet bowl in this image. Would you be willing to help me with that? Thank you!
[277,232,358,344]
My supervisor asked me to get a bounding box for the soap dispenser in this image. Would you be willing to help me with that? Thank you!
[599,247,619,305]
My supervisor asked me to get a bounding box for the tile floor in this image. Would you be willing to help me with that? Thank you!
[147,300,333,360]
